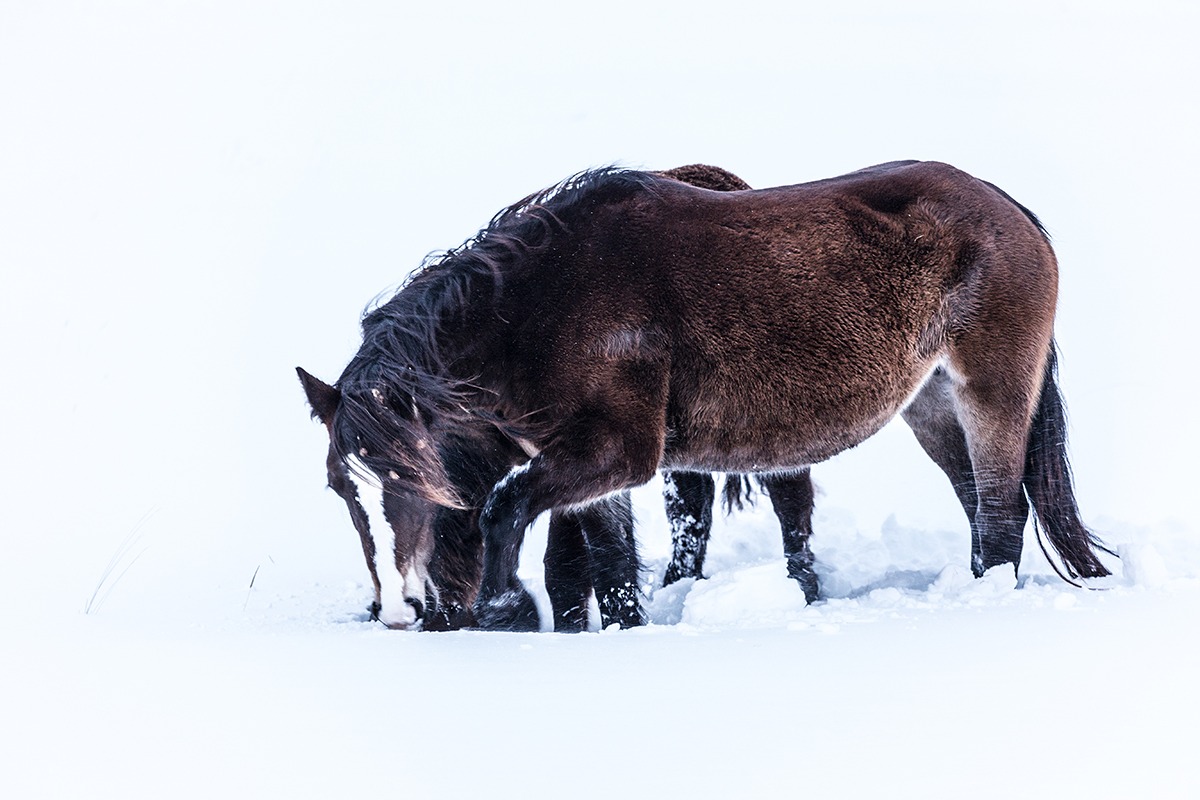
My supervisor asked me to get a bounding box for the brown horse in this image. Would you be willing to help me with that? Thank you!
[302,160,1113,630]
[301,165,816,630]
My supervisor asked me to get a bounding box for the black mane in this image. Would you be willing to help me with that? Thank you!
[340,167,657,402]
[330,167,659,502]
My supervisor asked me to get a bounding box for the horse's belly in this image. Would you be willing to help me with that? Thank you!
[662,404,896,473]
[662,359,938,472]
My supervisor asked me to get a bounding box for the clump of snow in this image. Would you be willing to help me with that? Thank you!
[644,575,694,626]
[957,563,1018,602]
[1119,542,1170,588]
[677,561,809,629]
[929,563,976,594]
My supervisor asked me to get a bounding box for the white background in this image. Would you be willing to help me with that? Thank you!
[2,2,1197,798]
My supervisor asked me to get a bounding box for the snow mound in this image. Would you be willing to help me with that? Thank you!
[1119,542,1170,588]
[676,561,809,629]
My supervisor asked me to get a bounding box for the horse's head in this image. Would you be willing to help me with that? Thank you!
[297,367,463,630]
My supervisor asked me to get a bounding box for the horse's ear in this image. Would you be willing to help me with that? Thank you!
[296,367,340,425]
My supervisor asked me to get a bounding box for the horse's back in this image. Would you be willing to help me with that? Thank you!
[640,160,1056,354]
[621,162,1056,469]
[510,162,1057,471]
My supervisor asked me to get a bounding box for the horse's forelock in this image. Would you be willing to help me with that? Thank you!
[332,389,465,510]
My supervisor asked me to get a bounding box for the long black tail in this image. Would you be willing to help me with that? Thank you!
[722,474,757,513]
[1023,341,1115,579]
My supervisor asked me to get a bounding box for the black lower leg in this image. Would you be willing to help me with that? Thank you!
[973,494,1028,577]
[761,471,819,603]
[475,472,540,631]
[581,493,644,629]
[544,511,593,632]
[662,471,715,585]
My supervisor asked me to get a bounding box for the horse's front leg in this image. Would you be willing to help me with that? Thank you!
[544,510,592,632]
[473,461,543,631]
[544,493,643,632]
[578,491,643,629]
[476,409,665,631]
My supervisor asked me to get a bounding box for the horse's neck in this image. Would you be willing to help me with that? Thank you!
[439,295,515,391]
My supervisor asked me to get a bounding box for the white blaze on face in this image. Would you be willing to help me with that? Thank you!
[347,457,426,629]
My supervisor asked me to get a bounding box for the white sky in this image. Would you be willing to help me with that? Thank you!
[2,1,1197,614]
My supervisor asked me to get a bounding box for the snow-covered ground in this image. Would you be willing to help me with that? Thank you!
[3,3,1198,798]
[9,483,1199,798]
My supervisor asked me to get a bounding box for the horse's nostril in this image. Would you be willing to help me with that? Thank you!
[406,597,424,620]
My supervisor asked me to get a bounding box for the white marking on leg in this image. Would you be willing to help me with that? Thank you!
[348,456,421,628]
[495,460,532,494]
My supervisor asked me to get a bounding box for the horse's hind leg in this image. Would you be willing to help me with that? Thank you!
[900,367,984,569]
[662,471,715,586]
[544,510,593,632]
[944,347,1045,578]
[759,470,819,603]
[578,491,644,629]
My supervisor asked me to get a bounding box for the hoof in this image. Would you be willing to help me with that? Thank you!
[422,603,475,632]
[552,603,589,633]
[597,584,645,629]
[604,606,646,629]
[662,561,701,587]
[474,588,540,632]
[788,567,820,605]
